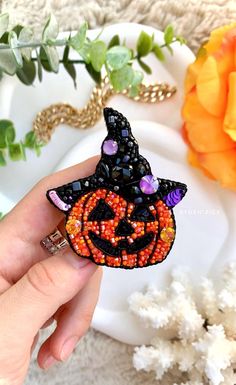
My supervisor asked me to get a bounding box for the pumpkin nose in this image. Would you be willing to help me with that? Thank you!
[115,219,134,236]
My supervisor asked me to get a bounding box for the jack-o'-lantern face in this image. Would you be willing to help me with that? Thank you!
[66,188,175,268]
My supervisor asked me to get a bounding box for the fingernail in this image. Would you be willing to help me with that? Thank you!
[60,336,78,361]
[42,354,57,370]
[64,251,92,270]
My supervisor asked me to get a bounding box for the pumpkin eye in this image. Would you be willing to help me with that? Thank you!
[88,199,115,221]
[130,205,155,222]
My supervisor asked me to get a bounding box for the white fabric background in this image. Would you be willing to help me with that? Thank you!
[1,1,236,384]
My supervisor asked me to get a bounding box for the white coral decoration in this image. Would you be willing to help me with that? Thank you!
[128,263,236,385]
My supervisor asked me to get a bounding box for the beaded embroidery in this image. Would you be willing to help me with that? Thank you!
[47,108,187,269]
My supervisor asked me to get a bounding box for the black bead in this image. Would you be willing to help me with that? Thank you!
[130,205,155,221]
[137,163,147,176]
[119,144,126,152]
[111,164,133,182]
[134,197,143,204]
[130,186,141,195]
[99,162,110,178]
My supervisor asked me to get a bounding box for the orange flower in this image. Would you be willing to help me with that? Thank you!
[182,23,236,190]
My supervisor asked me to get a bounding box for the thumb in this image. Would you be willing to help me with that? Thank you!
[0,250,97,342]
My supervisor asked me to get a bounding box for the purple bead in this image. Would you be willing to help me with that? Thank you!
[139,175,159,194]
[164,188,183,207]
[102,139,118,155]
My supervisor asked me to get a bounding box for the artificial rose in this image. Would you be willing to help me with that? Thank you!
[182,23,236,190]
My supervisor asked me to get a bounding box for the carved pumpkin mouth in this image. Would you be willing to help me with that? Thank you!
[89,231,154,257]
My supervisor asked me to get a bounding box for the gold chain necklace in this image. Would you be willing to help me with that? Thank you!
[33,77,176,144]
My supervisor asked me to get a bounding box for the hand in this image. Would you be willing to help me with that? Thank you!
[0,157,102,385]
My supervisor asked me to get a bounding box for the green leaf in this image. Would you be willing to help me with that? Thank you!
[19,27,33,61]
[24,130,44,156]
[108,34,120,49]
[85,62,101,84]
[16,59,36,85]
[62,45,77,87]
[24,131,36,148]
[63,44,69,61]
[34,143,42,157]
[176,35,187,45]
[0,31,8,43]
[78,41,90,63]
[8,31,23,67]
[129,85,139,97]
[0,44,19,75]
[39,46,51,72]
[12,24,24,36]
[42,14,59,42]
[110,65,134,91]
[137,58,152,74]
[64,62,77,87]
[8,142,25,161]
[0,120,15,148]
[137,31,153,57]
[0,69,3,80]
[152,44,165,61]
[36,50,43,81]
[0,13,9,39]
[106,46,131,70]
[164,25,174,45]
[128,71,143,97]
[69,22,87,51]
[43,45,59,72]
[90,40,106,72]
[0,150,6,166]
[131,70,143,86]
[5,124,15,144]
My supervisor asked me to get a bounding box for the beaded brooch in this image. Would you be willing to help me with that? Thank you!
[47,108,187,269]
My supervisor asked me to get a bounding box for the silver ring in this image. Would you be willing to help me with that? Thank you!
[41,228,69,255]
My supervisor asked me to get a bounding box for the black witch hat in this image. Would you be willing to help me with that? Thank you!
[47,107,187,211]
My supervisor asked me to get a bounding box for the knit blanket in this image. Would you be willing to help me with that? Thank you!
[1,1,236,384]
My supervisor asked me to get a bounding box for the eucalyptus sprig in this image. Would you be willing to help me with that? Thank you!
[0,13,186,166]
[0,119,44,165]
[0,13,185,89]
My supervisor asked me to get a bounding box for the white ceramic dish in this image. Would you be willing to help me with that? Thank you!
[1,23,235,345]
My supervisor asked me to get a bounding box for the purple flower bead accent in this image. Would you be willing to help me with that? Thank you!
[102,139,118,155]
[164,188,184,207]
[139,175,159,194]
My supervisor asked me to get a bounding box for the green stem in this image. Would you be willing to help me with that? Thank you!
[159,38,178,48]
[31,57,85,64]
[0,38,67,50]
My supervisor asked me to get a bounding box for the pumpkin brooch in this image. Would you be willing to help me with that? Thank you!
[47,107,187,269]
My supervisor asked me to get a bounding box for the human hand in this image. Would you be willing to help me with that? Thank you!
[0,157,102,385]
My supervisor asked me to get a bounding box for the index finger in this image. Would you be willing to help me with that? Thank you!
[3,156,99,243]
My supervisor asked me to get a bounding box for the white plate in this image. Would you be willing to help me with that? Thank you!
[1,23,235,345]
